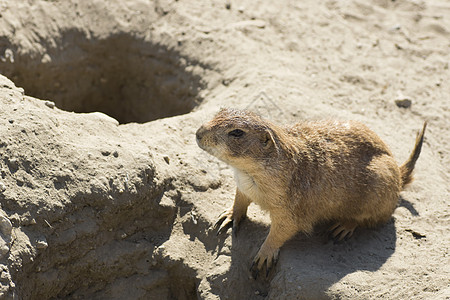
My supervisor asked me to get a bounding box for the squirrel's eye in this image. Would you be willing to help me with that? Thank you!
[228,129,245,137]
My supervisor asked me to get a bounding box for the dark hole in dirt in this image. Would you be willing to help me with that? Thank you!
[0,30,205,124]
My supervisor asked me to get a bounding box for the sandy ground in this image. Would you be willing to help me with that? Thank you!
[0,0,449,299]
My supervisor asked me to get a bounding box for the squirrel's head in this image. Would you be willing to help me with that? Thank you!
[196,108,279,168]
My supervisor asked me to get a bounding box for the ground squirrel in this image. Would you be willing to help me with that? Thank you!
[196,108,426,278]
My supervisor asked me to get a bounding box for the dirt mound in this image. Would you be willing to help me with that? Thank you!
[0,0,449,299]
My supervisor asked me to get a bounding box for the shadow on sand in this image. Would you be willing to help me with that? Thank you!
[208,216,396,299]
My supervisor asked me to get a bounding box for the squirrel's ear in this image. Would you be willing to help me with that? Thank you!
[261,130,276,149]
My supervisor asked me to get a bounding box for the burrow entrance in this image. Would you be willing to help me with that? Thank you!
[0,31,206,124]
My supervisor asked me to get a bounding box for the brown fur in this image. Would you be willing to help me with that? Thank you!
[399,122,427,188]
[196,108,426,277]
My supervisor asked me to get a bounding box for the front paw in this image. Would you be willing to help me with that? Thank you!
[250,244,280,279]
[213,208,244,236]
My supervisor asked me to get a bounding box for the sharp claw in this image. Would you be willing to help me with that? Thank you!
[213,210,231,234]
[251,257,270,279]
[333,233,343,244]
[332,229,344,243]
[214,221,223,235]
[218,226,224,235]
[251,259,256,270]
[250,258,260,279]
[265,261,271,278]
[329,223,340,232]
[329,222,357,243]
[273,254,279,267]
[213,220,223,235]
[218,219,233,235]
[251,265,259,279]
[343,231,352,241]
[333,229,354,244]
[328,226,340,240]
[213,217,225,231]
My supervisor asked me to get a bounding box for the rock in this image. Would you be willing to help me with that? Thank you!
[36,237,48,249]
[395,98,412,108]
[44,101,55,109]
[0,214,12,237]
[1,49,14,63]
[0,212,12,259]
[227,19,266,30]
[0,243,9,257]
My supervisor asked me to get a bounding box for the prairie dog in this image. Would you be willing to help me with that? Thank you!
[196,108,426,277]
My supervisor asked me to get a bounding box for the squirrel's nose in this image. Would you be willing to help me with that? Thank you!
[196,126,206,141]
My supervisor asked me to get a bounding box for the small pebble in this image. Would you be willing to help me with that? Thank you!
[7,158,18,169]
[190,211,198,224]
[395,98,412,108]
[390,24,401,31]
[0,215,12,236]
[44,101,55,109]
[41,54,51,64]
[228,19,266,30]
[0,245,10,256]
[2,49,14,63]
[0,182,5,192]
[163,156,170,164]
[222,79,231,86]
[36,238,48,249]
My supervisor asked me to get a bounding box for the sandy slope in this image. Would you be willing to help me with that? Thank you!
[0,0,449,299]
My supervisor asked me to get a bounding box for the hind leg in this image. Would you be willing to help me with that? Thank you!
[328,155,401,242]
[364,155,402,223]
[329,220,358,243]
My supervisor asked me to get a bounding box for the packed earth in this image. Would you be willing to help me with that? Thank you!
[0,0,449,299]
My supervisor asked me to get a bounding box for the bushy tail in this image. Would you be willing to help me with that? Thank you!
[400,122,427,188]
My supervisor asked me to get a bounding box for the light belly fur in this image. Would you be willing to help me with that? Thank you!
[233,168,262,202]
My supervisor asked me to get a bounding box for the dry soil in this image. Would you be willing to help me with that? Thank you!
[0,0,449,299]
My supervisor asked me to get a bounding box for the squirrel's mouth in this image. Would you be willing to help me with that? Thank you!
[196,137,213,154]
[196,141,229,163]
[199,144,218,157]
[195,136,204,149]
